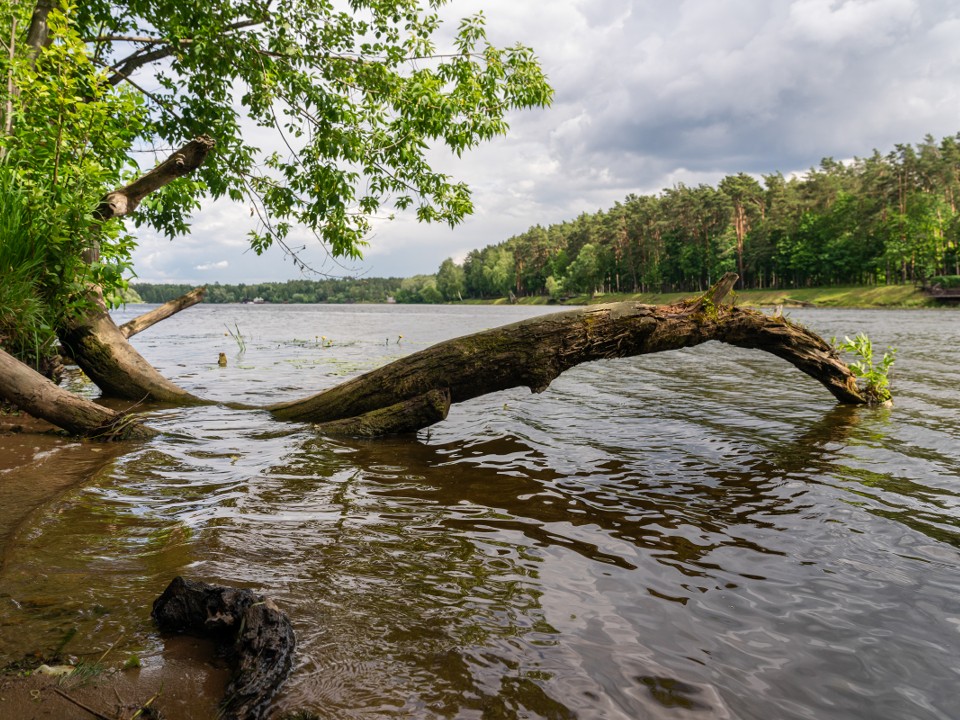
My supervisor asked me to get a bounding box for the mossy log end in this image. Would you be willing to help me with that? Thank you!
[58,291,208,405]
[0,346,156,440]
[269,273,865,429]
[152,576,295,720]
[120,285,206,339]
[314,388,451,437]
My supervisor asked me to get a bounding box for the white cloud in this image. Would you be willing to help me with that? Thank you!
[130,0,960,283]
[194,260,230,271]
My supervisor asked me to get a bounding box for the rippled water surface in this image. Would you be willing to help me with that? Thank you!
[1,304,958,719]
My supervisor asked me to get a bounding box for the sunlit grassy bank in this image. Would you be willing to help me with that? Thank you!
[467,284,939,308]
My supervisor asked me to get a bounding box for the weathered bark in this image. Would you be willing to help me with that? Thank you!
[314,388,451,437]
[152,576,295,720]
[63,137,215,402]
[0,346,156,440]
[59,290,208,405]
[120,286,206,339]
[270,273,865,433]
[94,136,215,225]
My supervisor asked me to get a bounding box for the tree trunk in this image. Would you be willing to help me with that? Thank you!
[120,286,207,339]
[63,137,215,403]
[59,290,208,405]
[0,346,156,440]
[268,274,865,432]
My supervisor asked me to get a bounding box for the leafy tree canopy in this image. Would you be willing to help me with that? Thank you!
[4,0,552,268]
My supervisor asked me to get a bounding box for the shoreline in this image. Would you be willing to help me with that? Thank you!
[475,284,942,309]
[125,284,947,309]
[0,423,232,720]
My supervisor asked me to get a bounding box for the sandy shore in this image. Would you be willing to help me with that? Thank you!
[0,636,229,719]
[0,417,232,719]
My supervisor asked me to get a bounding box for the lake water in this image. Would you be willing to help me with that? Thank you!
[1,303,958,719]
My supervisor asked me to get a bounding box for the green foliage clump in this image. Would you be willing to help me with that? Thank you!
[833,333,896,403]
[1,0,553,359]
[0,164,87,370]
[926,275,960,289]
[0,1,148,368]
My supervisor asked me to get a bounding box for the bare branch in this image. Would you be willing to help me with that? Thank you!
[95,135,216,221]
[120,286,207,338]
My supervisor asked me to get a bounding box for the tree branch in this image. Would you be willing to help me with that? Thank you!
[120,286,207,338]
[104,18,267,85]
[95,135,216,221]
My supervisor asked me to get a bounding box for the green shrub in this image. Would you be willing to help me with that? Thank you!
[0,169,62,370]
[833,333,896,403]
[926,275,960,289]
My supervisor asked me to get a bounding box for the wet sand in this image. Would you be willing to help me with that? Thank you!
[0,636,229,719]
[0,418,231,719]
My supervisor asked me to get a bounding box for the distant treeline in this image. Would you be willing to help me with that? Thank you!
[420,131,960,302]
[135,131,960,304]
[133,277,406,304]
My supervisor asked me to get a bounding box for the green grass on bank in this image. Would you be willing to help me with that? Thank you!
[488,284,939,309]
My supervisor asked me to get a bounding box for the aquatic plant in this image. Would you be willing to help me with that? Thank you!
[225,323,247,354]
[833,333,896,403]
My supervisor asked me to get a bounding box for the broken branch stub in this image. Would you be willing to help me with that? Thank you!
[95,136,216,223]
[120,286,206,339]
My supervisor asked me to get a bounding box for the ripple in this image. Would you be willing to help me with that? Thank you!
[1,305,958,719]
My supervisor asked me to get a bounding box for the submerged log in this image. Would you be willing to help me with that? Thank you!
[120,286,207,339]
[270,273,866,433]
[0,346,156,440]
[152,576,295,720]
[314,388,451,437]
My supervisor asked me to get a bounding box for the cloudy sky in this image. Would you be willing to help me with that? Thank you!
[131,0,960,284]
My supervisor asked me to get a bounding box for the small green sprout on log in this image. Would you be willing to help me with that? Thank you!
[833,333,896,403]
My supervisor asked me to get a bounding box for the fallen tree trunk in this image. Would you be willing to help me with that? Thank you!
[0,346,156,440]
[58,289,208,405]
[120,286,207,339]
[12,273,869,439]
[60,137,215,404]
[152,576,295,720]
[269,273,866,433]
